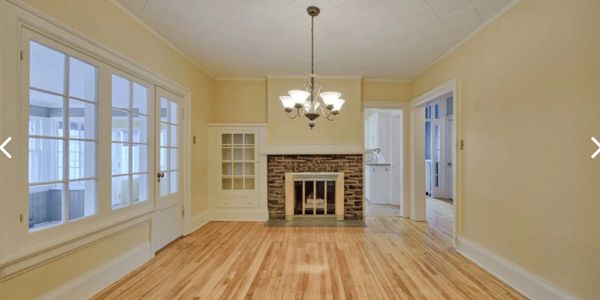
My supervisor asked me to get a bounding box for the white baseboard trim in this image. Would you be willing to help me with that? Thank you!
[40,243,153,300]
[456,237,576,300]
[209,208,268,221]
[190,210,211,233]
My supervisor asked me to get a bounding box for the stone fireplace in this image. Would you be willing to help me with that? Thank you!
[267,154,363,220]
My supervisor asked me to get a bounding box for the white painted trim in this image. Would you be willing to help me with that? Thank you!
[267,144,364,155]
[414,0,521,80]
[208,123,269,127]
[39,243,153,300]
[214,77,266,81]
[456,237,577,300]
[209,209,268,222]
[107,0,214,79]
[409,79,459,242]
[191,210,211,232]
[182,90,193,235]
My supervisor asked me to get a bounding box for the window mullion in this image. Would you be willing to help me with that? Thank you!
[63,54,70,224]
[128,81,134,205]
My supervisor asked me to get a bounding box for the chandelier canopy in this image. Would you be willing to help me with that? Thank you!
[279,6,345,129]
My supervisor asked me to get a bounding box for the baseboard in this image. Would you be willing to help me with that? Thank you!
[40,243,153,300]
[190,210,211,233]
[456,237,576,300]
[209,208,268,221]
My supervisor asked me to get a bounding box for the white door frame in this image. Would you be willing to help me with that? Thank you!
[363,101,410,218]
[410,79,459,243]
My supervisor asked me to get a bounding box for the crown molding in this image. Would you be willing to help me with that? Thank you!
[214,77,267,81]
[362,78,411,83]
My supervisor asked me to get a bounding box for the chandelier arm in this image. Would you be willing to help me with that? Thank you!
[326,113,336,121]
[286,108,299,119]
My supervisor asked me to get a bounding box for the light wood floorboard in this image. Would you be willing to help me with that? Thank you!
[94,203,524,300]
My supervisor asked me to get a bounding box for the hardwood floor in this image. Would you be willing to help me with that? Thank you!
[94,204,524,299]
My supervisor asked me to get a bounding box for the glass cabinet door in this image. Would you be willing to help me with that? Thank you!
[221,133,255,191]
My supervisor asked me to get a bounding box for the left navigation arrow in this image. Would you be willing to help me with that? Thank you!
[0,137,12,159]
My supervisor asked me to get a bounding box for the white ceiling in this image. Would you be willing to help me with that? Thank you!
[117,0,512,79]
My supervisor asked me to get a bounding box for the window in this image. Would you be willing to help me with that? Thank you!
[221,133,255,190]
[159,97,180,196]
[28,41,97,230]
[111,75,149,208]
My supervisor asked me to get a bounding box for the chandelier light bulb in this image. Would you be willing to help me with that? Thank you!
[288,90,310,106]
[320,91,341,108]
[280,96,295,110]
[332,99,345,112]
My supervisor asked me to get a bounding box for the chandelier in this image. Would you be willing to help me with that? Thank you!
[279,6,345,129]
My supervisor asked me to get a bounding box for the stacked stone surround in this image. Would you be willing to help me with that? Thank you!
[267,154,363,220]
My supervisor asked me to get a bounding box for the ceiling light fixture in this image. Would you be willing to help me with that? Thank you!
[279,6,344,129]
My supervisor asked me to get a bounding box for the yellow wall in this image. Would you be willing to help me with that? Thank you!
[267,77,363,145]
[0,0,213,298]
[411,0,600,298]
[362,80,411,102]
[213,79,267,123]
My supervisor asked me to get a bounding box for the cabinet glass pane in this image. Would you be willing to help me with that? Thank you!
[29,183,63,229]
[132,174,148,203]
[222,163,232,175]
[222,178,232,190]
[29,90,63,137]
[222,148,232,161]
[233,178,243,189]
[69,99,96,139]
[244,148,254,161]
[68,140,96,180]
[111,175,130,207]
[111,143,129,175]
[28,138,63,183]
[245,178,255,190]
[233,162,243,176]
[111,109,128,142]
[244,163,254,175]
[68,180,95,220]
[233,134,243,145]
[222,134,232,145]
[111,75,129,110]
[69,57,96,101]
[244,134,254,145]
[233,148,243,160]
[30,41,65,94]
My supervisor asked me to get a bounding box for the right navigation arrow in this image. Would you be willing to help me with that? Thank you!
[592,137,600,159]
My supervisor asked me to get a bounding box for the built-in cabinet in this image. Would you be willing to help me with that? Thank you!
[208,125,267,218]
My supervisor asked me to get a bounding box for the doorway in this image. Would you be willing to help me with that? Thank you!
[364,108,403,217]
[410,80,458,241]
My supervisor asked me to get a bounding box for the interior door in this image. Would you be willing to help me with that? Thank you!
[152,87,183,252]
[429,101,445,199]
[444,115,454,199]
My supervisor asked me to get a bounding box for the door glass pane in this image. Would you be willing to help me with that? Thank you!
[111,109,129,142]
[160,148,168,171]
[160,123,168,147]
[69,140,96,180]
[170,149,178,171]
[29,183,63,229]
[68,180,95,220]
[132,114,147,143]
[69,99,96,139]
[29,90,63,137]
[132,83,148,115]
[69,57,96,101]
[111,143,129,175]
[28,138,63,183]
[30,41,65,94]
[111,75,129,109]
[132,174,148,203]
[112,175,130,207]
[170,101,178,124]
[160,98,168,122]
[170,125,178,147]
[170,171,178,193]
[132,144,148,173]
[160,174,169,196]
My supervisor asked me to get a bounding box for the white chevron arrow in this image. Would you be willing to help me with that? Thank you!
[592,137,600,159]
[0,137,11,159]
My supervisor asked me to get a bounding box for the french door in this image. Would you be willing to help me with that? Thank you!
[152,87,183,251]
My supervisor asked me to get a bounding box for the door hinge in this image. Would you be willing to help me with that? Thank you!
[181,207,185,218]
[181,108,184,121]
[460,140,464,150]
[20,50,24,61]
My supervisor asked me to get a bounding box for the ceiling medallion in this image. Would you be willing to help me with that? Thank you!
[279,6,345,129]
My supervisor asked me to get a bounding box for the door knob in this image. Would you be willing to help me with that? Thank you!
[157,172,165,182]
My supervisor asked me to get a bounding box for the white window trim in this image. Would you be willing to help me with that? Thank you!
[0,0,193,278]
